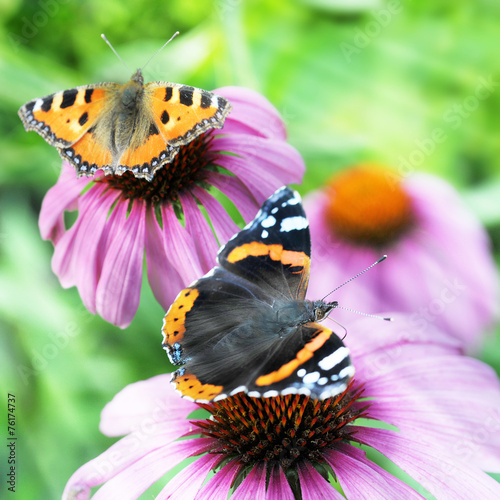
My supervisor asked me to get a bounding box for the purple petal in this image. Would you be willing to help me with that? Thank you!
[194,460,241,500]
[231,463,267,500]
[90,439,212,500]
[52,185,117,297]
[39,161,90,243]
[95,200,146,328]
[100,374,198,437]
[180,192,219,271]
[346,314,461,360]
[161,202,203,285]
[217,86,287,140]
[205,171,261,220]
[145,206,186,311]
[74,190,119,314]
[62,433,209,500]
[354,426,500,499]
[324,444,424,499]
[352,341,500,471]
[191,186,240,244]
[215,154,286,202]
[155,453,220,499]
[297,462,344,500]
[266,465,295,500]
[213,135,305,185]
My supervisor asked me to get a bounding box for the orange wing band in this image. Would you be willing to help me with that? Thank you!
[227,242,309,269]
[162,288,199,345]
[173,372,223,401]
[255,326,332,386]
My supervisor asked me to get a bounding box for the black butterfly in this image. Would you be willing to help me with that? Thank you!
[162,186,354,402]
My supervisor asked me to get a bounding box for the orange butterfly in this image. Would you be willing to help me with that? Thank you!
[18,68,231,181]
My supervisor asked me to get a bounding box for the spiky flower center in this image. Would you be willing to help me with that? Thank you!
[97,134,215,205]
[325,165,415,247]
[196,385,366,473]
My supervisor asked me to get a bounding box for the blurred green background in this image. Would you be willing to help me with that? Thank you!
[1,0,500,497]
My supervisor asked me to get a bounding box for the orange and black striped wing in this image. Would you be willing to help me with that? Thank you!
[146,82,231,146]
[217,186,311,301]
[117,83,231,180]
[18,84,116,175]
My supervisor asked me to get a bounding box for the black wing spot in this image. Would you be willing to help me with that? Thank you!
[200,91,212,109]
[177,116,181,121]
[179,86,194,106]
[41,95,54,112]
[78,112,89,126]
[164,87,173,101]
[60,89,78,109]
[149,122,159,135]
[84,89,94,103]
[161,110,169,124]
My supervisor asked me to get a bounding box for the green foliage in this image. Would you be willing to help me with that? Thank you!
[1,0,499,497]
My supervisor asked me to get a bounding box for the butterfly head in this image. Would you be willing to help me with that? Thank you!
[312,300,338,322]
[131,68,144,85]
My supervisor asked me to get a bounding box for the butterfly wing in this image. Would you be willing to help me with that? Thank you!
[18,84,117,175]
[218,186,311,301]
[115,83,231,180]
[169,316,354,402]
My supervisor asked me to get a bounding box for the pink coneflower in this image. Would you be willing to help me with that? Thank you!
[39,87,304,328]
[305,165,499,351]
[62,316,500,499]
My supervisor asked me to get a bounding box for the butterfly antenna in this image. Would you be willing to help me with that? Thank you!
[101,34,131,72]
[336,306,393,322]
[142,31,180,71]
[321,255,387,302]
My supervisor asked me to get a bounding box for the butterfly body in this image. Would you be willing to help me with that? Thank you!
[162,187,354,403]
[18,69,231,181]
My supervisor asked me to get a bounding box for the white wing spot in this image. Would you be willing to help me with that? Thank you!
[263,390,279,398]
[302,371,320,384]
[280,216,308,232]
[280,387,299,396]
[339,366,356,379]
[261,215,276,228]
[261,230,269,238]
[318,347,351,371]
[33,98,44,112]
[287,192,301,205]
[213,393,228,402]
[229,386,247,396]
[297,368,306,377]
